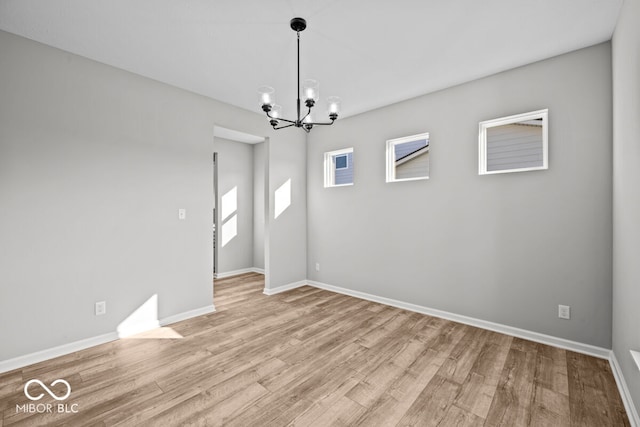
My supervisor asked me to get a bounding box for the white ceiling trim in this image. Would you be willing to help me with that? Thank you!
[214,126,265,144]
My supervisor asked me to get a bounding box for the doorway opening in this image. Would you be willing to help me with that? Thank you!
[212,126,268,300]
[213,152,219,277]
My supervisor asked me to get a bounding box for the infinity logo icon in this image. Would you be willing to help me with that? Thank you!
[24,379,72,401]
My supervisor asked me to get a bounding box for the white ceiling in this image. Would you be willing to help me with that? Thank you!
[0,0,623,120]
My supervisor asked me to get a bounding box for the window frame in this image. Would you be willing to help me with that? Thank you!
[385,132,430,183]
[334,154,349,170]
[324,148,354,188]
[478,109,549,175]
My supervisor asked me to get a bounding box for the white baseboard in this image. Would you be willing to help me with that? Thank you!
[306,280,611,359]
[0,304,216,374]
[216,268,264,279]
[263,280,307,296]
[160,304,216,326]
[0,331,119,374]
[610,351,640,427]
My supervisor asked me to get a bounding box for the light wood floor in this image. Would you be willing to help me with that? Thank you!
[0,273,629,426]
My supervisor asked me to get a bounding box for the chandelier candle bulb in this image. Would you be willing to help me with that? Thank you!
[269,104,282,127]
[303,79,319,101]
[303,114,313,131]
[327,96,341,119]
[258,86,275,106]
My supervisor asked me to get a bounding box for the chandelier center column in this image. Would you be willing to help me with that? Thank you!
[297,30,301,127]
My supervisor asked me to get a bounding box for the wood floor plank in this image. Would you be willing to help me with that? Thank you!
[566,351,630,427]
[0,273,630,426]
[138,367,266,426]
[0,373,23,413]
[49,381,164,427]
[484,342,538,427]
[439,404,485,427]
[421,320,468,356]
[454,333,513,419]
[397,374,461,426]
[288,376,361,426]
[346,338,425,408]
[306,396,367,427]
[437,326,490,384]
[351,348,442,427]
[530,385,570,427]
[221,386,314,427]
[356,310,412,348]
[454,372,491,419]
[259,341,366,394]
[174,382,269,427]
[535,343,569,396]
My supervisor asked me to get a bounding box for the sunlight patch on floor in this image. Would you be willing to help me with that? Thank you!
[123,327,184,339]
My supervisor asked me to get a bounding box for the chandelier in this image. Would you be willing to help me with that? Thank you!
[259,17,341,133]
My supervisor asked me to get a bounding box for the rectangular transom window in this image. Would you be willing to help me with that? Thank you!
[324,148,354,187]
[479,109,548,175]
[386,132,430,182]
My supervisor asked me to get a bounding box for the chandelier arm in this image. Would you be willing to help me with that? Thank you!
[265,110,297,125]
[273,123,296,130]
[308,119,336,126]
[300,107,312,123]
[271,116,298,125]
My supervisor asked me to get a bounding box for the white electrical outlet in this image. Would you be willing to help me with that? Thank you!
[178,209,186,220]
[95,301,106,316]
[315,262,320,271]
[558,304,570,319]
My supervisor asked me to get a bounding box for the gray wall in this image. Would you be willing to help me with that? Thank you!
[213,137,254,274]
[253,142,266,270]
[0,30,307,362]
[307,43,613,348]
[612,0,640,413]
[265,136,308,289]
